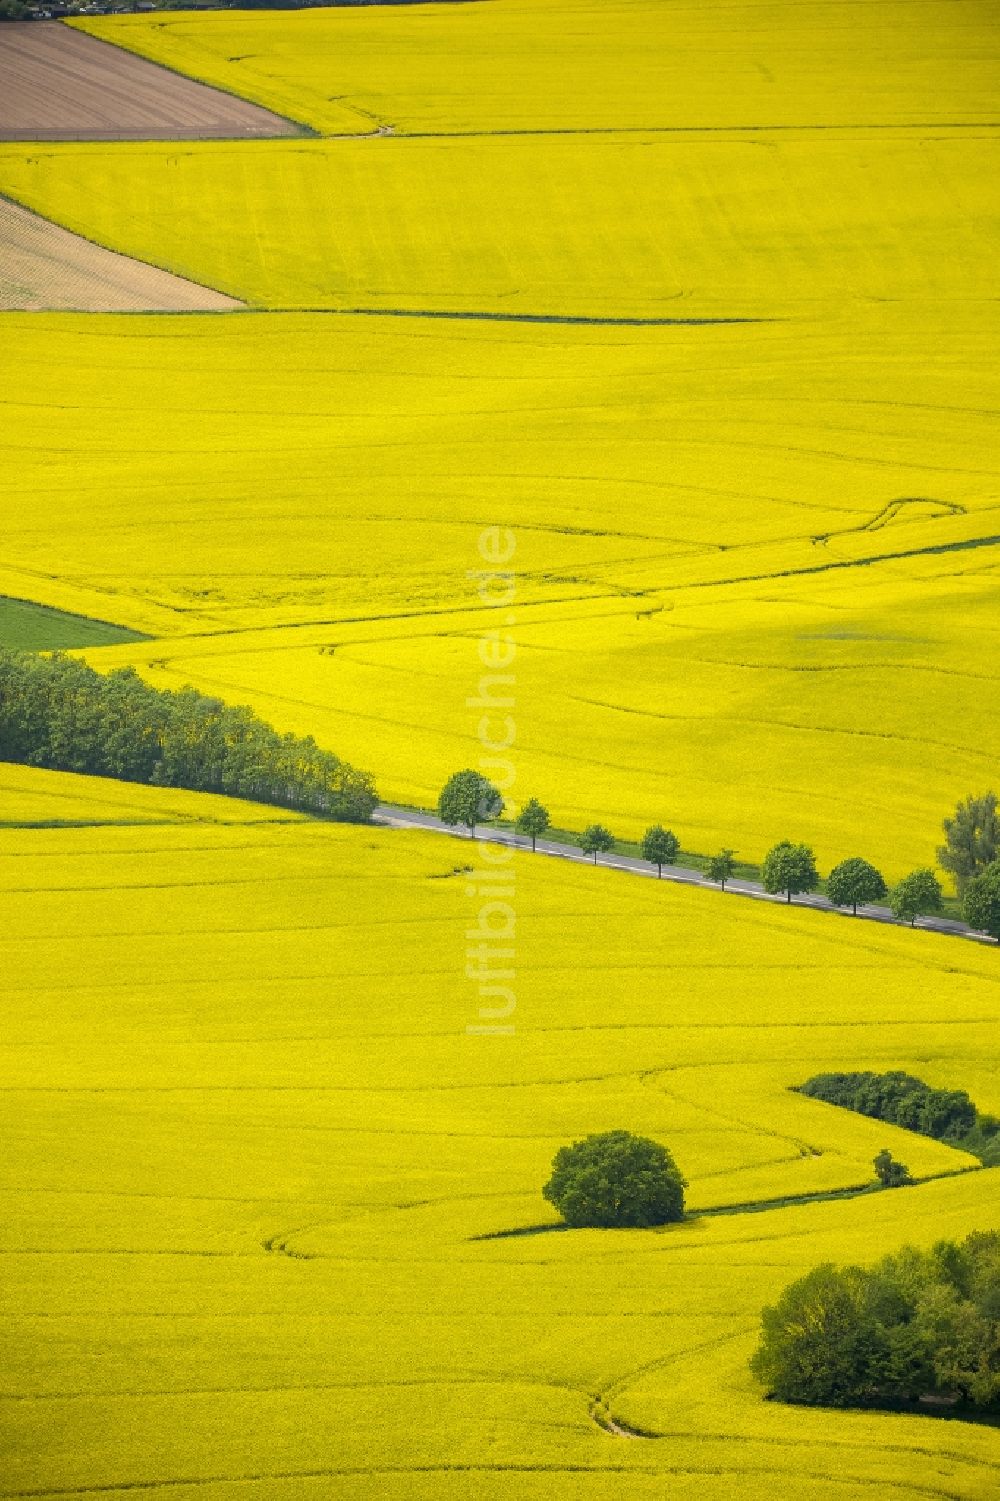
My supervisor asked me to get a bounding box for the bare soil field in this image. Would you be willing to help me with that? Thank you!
[0,23,303,140]
[0,195,240,311]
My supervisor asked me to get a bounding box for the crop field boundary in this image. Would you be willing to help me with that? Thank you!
[401,122,1000,138]
[471,1165,987,1242]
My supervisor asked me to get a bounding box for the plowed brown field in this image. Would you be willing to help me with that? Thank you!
[0,195,240,310]
[0,22,302,140]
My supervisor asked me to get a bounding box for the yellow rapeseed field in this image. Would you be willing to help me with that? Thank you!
[0,0,996,872]
[1,306,997,871]
[0,129,994,313]
[75,0,999,135]
[3,3,998,1496]
[1,807,998,1498]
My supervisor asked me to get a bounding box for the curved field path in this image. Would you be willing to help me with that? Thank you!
[0,22,302,141]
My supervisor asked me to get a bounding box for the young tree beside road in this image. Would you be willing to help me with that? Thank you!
[761,841,819,904]
[708,849,736,890]
[888,868,943,926]
[826,857,887,916]
[641,824,679,877]
[515,797,550,851]
[437,770,504,836]
[580,824,615,864]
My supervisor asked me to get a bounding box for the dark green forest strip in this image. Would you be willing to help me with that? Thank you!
[0,649,377,822]
[0,597,146,651]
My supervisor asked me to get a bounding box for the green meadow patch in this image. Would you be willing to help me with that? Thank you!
[0,596,145,651]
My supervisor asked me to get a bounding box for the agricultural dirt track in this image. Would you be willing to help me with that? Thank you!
[0,194,241,311]
[0,22,302,140]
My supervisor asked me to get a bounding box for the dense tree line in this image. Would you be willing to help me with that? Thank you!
[798,1070,1000,1164]
[752,1232,1000,1411]
[0,650,377,821]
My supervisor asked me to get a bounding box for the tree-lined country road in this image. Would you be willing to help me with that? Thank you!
[373,804,993,947]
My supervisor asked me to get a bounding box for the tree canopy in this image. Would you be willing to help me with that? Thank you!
[761,841,819,903]
[0,649,376,821]
[543,1130,687,1229]
[888,868,943,926]
[437,769,504,833]
[515,797,550,850]
[640,824,679,876]
[707,849,736,889]
[751,1232,1000,1411]
[873,1149,912,1187]
[580,823,615,863]
[938,791,999,894]
[826,857,887,915]
[963,861,1000,941]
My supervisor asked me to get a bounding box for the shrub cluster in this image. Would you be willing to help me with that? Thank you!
[0,649,377,821]
[798,1070,1000,1164]
[752,1232,1000,1411]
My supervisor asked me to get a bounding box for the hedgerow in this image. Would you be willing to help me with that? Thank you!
[0,649,377,822]
[798,1070,1000,1165]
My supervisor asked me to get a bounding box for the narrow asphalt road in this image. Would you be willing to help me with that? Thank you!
[373,804,994,948]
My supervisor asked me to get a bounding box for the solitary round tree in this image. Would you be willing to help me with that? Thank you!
[515,797,550,851]
[543,1130,687,1228]
[437,769,504,836]
[888,868,943,926]
[580,823,615,864]
[963,861,1000,941]
[761,841,819,904]
[641,824,679,877]
[826,857,887,916]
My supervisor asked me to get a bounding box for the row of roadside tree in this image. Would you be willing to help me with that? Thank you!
[436,771,1000,938]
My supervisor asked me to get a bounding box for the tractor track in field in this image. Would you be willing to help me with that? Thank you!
[309,308,778,327]
[260,1226,318,1261]
[470,1164,987,1246]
